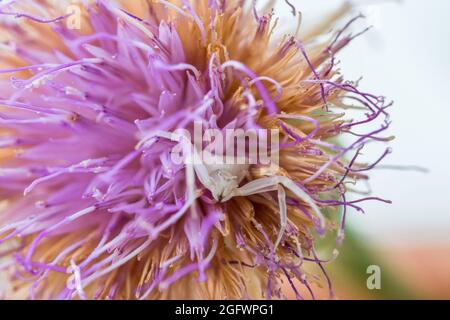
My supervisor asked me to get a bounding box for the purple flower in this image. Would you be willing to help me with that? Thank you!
[0,0,391,299]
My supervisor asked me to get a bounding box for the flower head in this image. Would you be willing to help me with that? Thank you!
[0,0,391,299]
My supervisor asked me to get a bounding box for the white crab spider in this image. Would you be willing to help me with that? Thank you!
[196,157,324,248]
[137,130,325,249]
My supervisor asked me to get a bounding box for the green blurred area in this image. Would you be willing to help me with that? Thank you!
[317,227,419,299]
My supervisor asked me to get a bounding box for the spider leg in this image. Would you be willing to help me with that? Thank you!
[276,184,287,249]
[221,177,278,202]
[136,130,213,217]
[137,130,214,188]
[224,177,287,249]
[227,175,325,247]
[276,176,325,231]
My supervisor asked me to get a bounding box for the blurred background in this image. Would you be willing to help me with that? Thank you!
[277,0,450,299]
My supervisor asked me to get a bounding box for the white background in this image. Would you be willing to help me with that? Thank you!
[276,0,450,244]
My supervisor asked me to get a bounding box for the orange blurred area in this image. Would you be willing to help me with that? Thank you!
[376,245,450,299]
[284,243,450,300]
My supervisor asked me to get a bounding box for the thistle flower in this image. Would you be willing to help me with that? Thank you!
[0,0,392,299]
